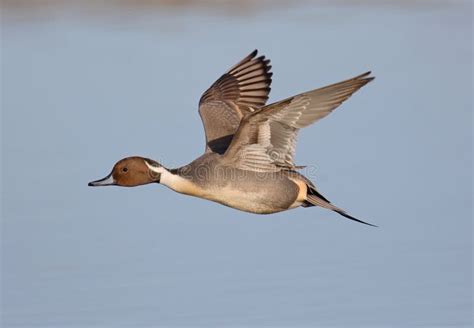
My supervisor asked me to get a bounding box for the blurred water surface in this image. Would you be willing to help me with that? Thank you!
[1,1,472,327]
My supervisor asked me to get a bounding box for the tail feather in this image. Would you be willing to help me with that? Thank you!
[305,193,377,227]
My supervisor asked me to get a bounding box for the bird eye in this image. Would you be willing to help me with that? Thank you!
[122,167,128,173]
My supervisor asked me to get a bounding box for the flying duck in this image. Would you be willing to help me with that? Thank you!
[89,50,375,226]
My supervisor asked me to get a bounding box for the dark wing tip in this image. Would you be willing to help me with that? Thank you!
[357,71,375,83]
[199,50,273,108]
[357,71,372,78]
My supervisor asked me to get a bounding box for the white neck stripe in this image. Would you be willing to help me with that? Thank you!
[145,161,166,174]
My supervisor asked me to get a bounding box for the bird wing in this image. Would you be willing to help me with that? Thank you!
[199,50,272,154]
[223,72,375,172]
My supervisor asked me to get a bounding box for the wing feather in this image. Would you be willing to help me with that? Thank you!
[199,50,272,154]
[224,72,374,172]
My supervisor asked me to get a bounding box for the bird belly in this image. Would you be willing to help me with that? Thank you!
[202,182,299,214]
[204,188,280,214]
[165,166,302,214]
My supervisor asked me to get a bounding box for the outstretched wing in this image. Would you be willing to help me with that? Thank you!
[199,50,272,154]
[223,72,375,172]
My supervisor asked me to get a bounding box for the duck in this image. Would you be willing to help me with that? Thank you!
[89,50,376,226]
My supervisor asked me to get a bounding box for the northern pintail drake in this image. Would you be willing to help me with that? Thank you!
[89,50,375,226]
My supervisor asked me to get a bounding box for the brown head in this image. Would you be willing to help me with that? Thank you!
[88,156,163,187]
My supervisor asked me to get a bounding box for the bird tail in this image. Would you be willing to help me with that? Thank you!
[304,187,377,227]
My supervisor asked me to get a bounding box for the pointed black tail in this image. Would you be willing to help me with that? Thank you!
[304,189,377,227]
